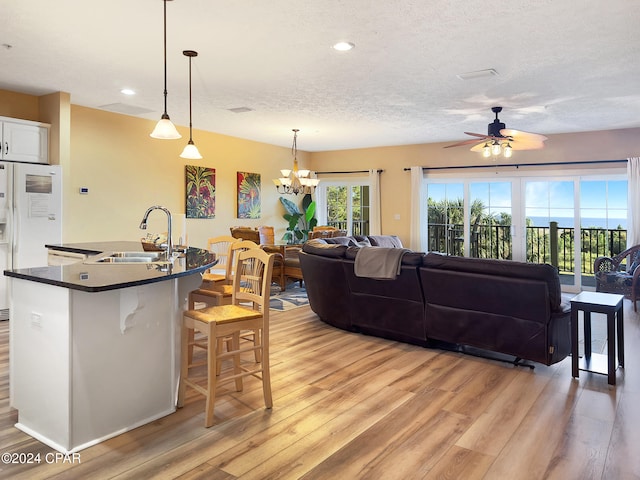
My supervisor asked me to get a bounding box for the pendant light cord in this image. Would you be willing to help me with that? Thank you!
[188,53,193,140]
[162,0,169,117]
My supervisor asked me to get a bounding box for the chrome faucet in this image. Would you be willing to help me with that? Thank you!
[139,205,172,258]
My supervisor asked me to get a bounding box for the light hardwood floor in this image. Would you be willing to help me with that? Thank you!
[1,302,639,479]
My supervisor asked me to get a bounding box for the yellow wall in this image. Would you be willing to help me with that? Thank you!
[0,89,40,120]
[308,128,640,245]
[68,105,310,248]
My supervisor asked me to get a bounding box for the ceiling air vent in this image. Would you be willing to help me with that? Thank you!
[456,69,499,81]
[227,107,253,114]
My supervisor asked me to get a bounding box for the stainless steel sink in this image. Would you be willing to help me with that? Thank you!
[86,251,169,265]
[96,256,157,263]
[108,251,162,259]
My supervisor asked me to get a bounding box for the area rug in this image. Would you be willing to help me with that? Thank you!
[269,283,309,311]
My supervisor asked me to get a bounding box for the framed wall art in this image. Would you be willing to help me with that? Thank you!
[237,171,261,218]
[186,165,215,219]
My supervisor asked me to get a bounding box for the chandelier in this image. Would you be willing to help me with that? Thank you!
[481,139,513,159]
[273,129,319,195]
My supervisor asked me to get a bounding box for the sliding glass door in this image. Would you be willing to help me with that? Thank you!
[469,182,514,260]
[524,180,576,286]
[426,183,464,255]
[427,181,516,260]
[424,171,627,291]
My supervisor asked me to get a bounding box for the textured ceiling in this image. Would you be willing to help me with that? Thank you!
[1,0,639,151]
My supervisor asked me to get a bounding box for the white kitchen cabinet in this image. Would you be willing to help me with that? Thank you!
[1,117,49,164]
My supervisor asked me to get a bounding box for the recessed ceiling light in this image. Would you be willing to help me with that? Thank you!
[333,41,355,51]
[120,88,136,95]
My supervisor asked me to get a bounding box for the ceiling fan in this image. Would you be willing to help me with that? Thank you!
[445,106,547,158]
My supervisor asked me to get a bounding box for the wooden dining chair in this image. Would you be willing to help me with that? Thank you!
[230,226,261,243]
[258,225,275,245]
[178,248,275,427]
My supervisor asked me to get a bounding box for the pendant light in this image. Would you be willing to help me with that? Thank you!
[180,50,202,159]
[150,0,181,139]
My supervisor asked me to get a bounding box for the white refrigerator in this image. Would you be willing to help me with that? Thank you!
[0,161,62,320]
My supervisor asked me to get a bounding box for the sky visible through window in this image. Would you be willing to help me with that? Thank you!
[428,179,628,229]
[526,180,627,229]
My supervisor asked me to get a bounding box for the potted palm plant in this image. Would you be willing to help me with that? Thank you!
[279,194,318,244]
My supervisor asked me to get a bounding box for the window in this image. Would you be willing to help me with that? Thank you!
[423,168,628,291]
[318,181,371,235]
[427,183,464,255]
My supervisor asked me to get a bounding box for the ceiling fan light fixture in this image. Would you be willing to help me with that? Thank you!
[491,140,502,156]
[503,143,513,158]
[482,143,492,158]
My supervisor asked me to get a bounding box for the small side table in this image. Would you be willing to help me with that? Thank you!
[571,291,624,385]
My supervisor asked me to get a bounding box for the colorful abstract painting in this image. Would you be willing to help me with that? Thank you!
[237,171,261,218]
[186,165,215,218]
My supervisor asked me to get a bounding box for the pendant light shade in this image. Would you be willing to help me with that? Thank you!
[180,140,202,159]
[150,0,181,140]
[151,116,181,139]
[179,50,202,159]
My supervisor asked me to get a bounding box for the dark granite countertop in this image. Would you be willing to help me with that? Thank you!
[4,241,215,292]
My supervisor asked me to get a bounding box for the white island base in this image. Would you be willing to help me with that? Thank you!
[9,273,201,453]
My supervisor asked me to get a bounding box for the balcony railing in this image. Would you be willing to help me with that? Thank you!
[428,222,627,275]
[325,220,369,236]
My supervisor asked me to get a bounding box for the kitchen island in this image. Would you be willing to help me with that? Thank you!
[4,241,216,453]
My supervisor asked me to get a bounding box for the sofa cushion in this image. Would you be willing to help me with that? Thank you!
[323,236,356,246]
[367,235,403,248]
[302,240,349,258]
[422,253,562,311]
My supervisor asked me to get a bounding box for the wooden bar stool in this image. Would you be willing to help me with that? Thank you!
[189,240,260,309]
[178,248,275,427]
[187,240,261,367]
[201,235,237,285]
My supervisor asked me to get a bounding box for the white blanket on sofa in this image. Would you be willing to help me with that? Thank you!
[354,247,410,280]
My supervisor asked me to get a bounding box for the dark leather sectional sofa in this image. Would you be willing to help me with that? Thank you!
[299,235,572,366]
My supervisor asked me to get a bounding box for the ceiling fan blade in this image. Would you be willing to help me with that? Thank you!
[500,128,548,142]
[463,132,490,138]
[469,142,490,152]
[444,138,486,148]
